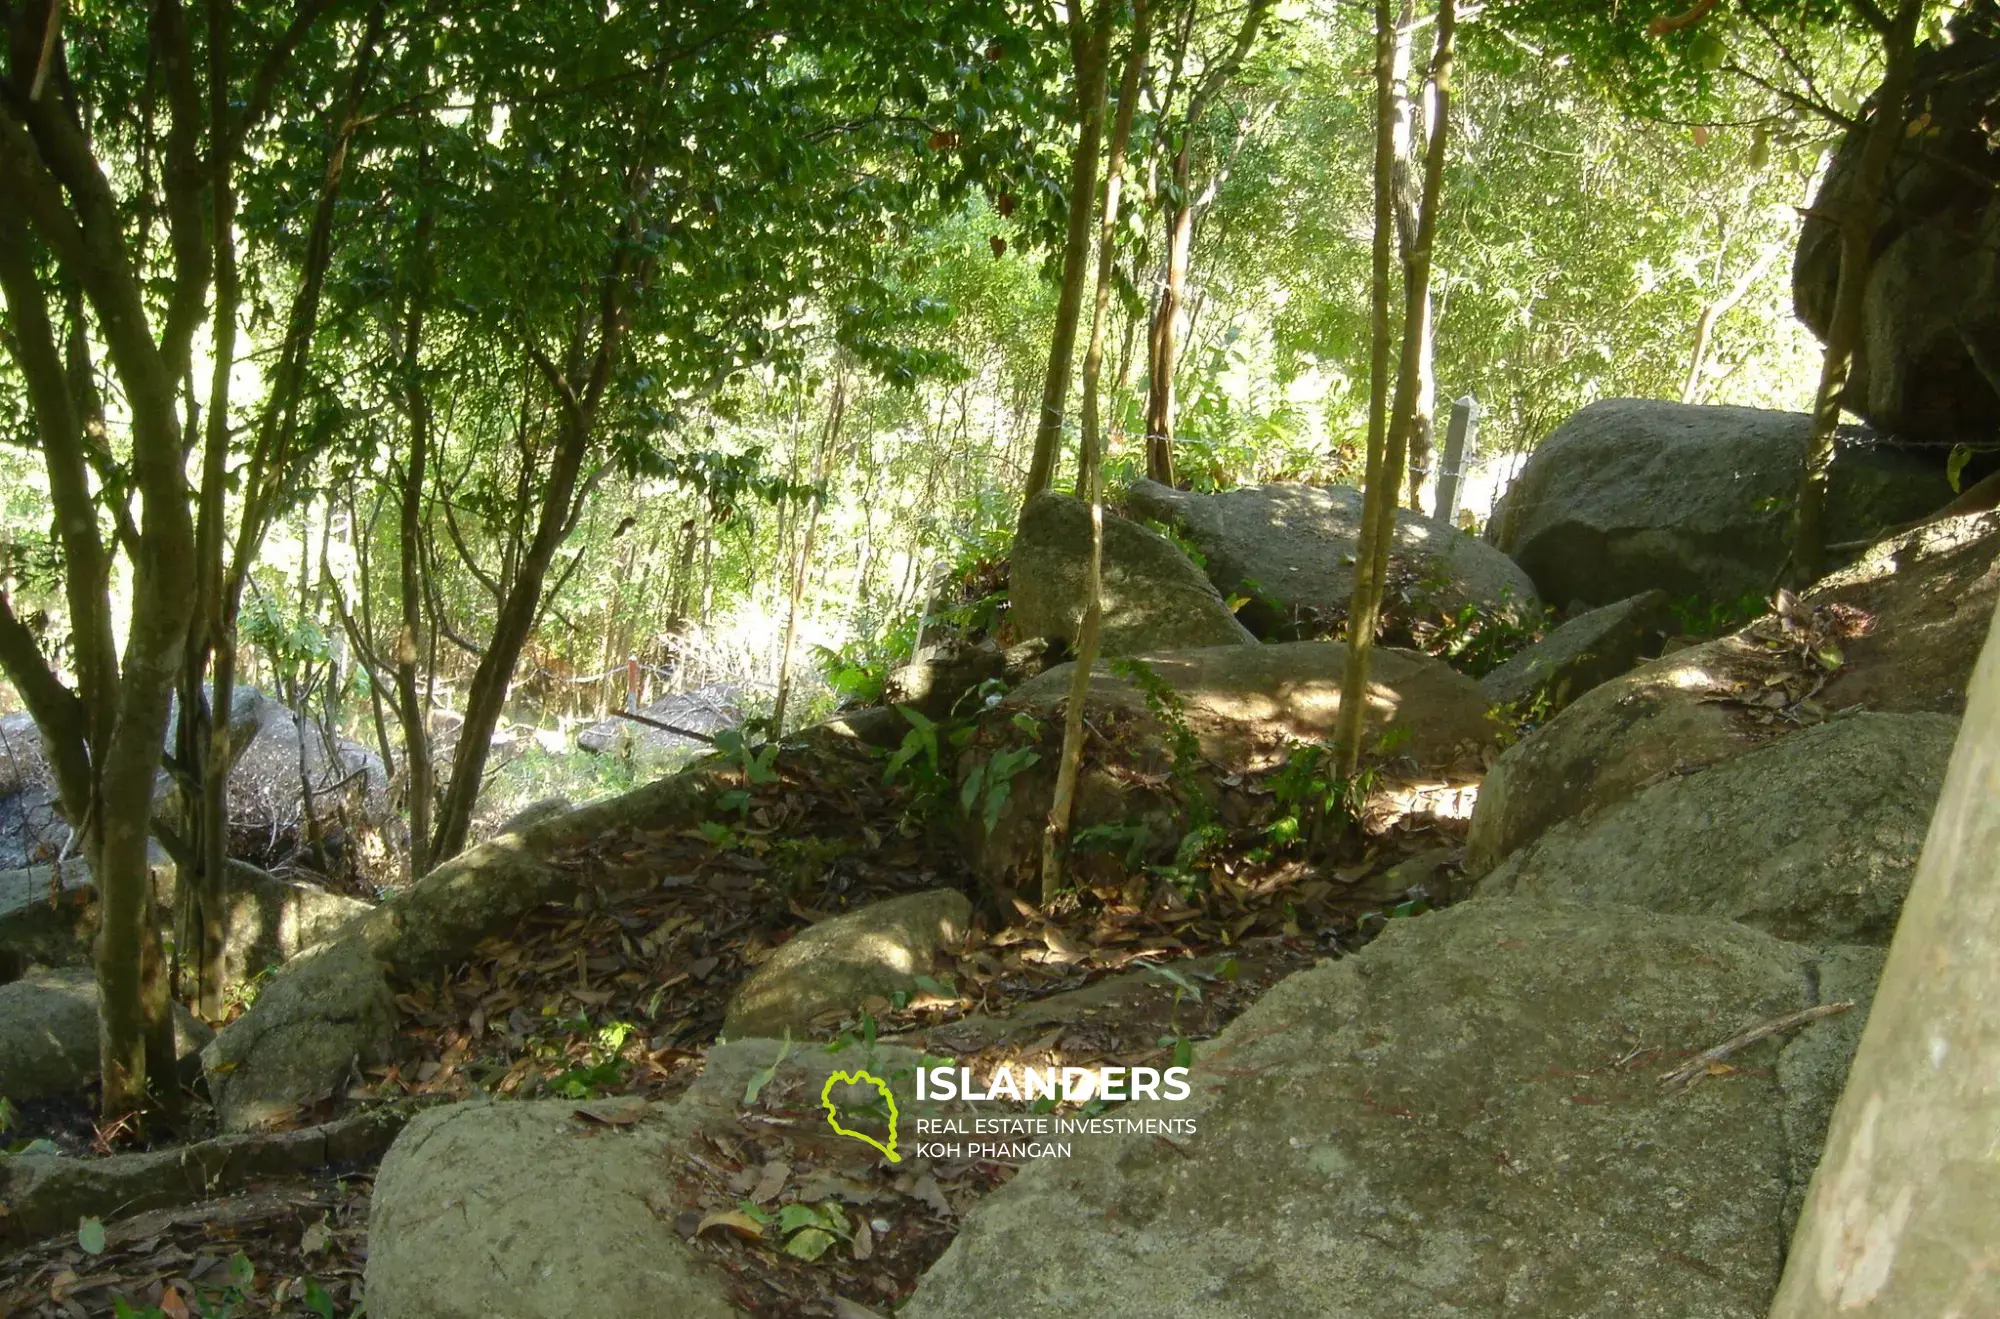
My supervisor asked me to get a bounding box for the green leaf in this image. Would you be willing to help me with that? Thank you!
[777,1204,825,1235]
[1948,444,1973,494]
[229,1251,256,1288]
[1146,965,1204,1002]
[785,1226,838,1260]
[304,1278,338,1319]
[77,1216,107,1255]
[744,1035,793,1105]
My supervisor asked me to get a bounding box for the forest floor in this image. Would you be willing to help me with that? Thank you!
[1,730,1470,1318]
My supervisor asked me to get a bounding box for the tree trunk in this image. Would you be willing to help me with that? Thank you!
[1767,608,2000,1316]
[1366,0,1454,644]
[397,145,435,879]
[1387,0,1437,512]
[1788,4,1920,585]
[1330,0,1405,782]
[1044,0,1148,902]
[772,373,846,735]
[430,418,592,864]
[1021,0,1116,502]
[1143,162,1193,487]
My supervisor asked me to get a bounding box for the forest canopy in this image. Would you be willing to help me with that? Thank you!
[0,0,1969,1117]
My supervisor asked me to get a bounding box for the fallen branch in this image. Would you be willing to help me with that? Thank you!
[1660,1001,1854,1092]
[614,708,720,746]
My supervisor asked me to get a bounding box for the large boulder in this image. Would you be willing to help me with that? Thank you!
[575,682,743,756]
[1009,641,1499,773]
[0,712,70,870]
[365,1099,739,1319]
[202,939,397,1130]
[969,643,1498,886]
[1479,713,1956,947]
[1008,492,1257,655]
[1467,627,1785,881]
[0,854,363,988]
[0,860,98,977]
[1467,514,2000,879]
[367,1037,932,1319]
[1804,510,2000,715]
[1480,590,1669,714]
[884,637,1061,721]
[1487,400,1951,608]
[904,900,1878,1319]
[0,968,211,1104]
[1794,6,2000,449]
[723,889,973,1039]
[0,691,392,880]
[1127,478,1540,639]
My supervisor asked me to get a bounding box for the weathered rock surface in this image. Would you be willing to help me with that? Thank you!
[203,771,723,1129]
[1467,635,1758,879]
[1805,510,2000,716]
[202,940,396,1130]
[1010,641,1500,773]
[1479,713,1956,946]
[1009,492,1257,655]
[492,796,574,838]
[366,1099,739,1319]
[1128,478,1539,638]
[0,968,211,1104]
[0,855,365,989]
[1467,517,1998,880]
[367,1037,929,1319]
[973,642,1497,887]
[1480,590,1668,713]
[0,1110,403,1250]
[218,864,373,984]
[1794,6,2000,449]
[1487,400,1951,607]
[0,859,98,976]
[576,682,743,756]
[1,691,391,878]
[884,637,1060,720]
[724,889,972,1039]
[904,900,1878,1319]
[0,712,68,869]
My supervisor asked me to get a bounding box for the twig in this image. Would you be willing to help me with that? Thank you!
[1660,1001,1854,1091]
[614,708,719,746]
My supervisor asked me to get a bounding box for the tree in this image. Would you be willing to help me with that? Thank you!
[1022,0,1120,501]
[1329,0,1412,780]
[1786,0,1926,583]
[0,0,359,1116]
[1140,0,1274,486]
[1768,605,2000,1316]
[1044,0,1150,900]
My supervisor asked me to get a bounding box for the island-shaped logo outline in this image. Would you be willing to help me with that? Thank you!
[821,1069,901,1162]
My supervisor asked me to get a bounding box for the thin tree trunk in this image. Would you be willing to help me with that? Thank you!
[1335,0,1454,780]
[1788,3,1920,585]
[1144,167,1192,486]
[772,373,847,735]
[1141,0,1273,488]
[1386,0,1439,511]
[397,139,435,878]
[1044,0,1147,902]
[1022,0,1116,502]
[1768,605,2000,1317]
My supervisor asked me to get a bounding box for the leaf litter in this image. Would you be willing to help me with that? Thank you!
[3,729,1470,1314]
